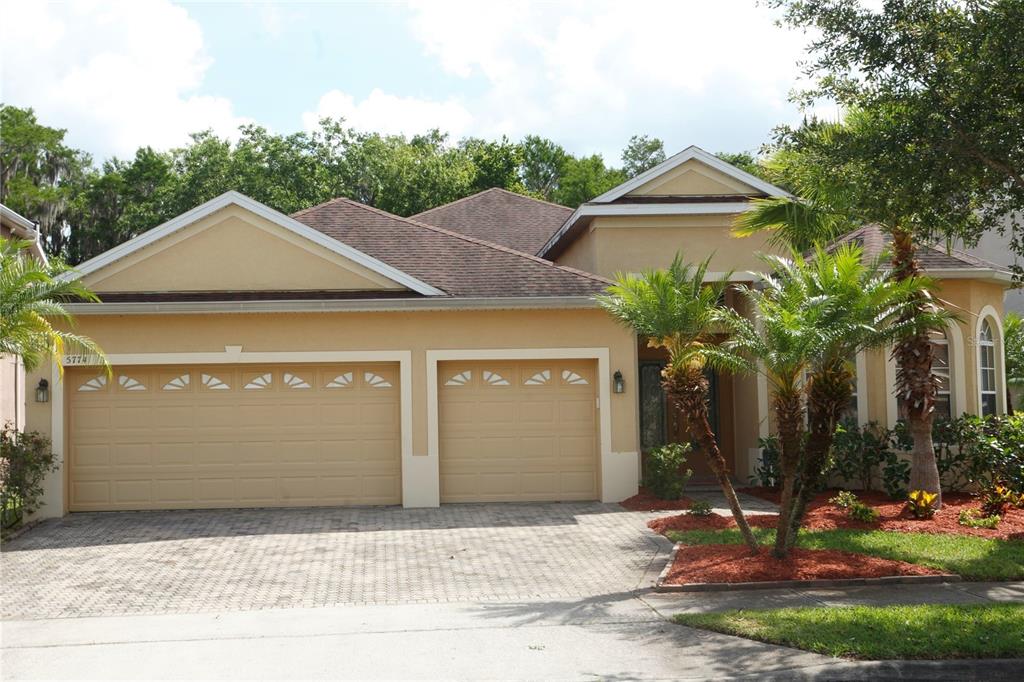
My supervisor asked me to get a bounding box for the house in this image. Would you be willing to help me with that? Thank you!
[1,203,49,432]
[20,147,1012,517]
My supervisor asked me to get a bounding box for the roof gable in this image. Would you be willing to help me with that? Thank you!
[592,146,789,203]
[65,192,443,296]
[626,158,763,197]
[411,188,572,254]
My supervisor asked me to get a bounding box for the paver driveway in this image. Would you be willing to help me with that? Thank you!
[1,503,668,620]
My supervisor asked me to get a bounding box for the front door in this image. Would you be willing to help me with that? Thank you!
[639,360,723,481]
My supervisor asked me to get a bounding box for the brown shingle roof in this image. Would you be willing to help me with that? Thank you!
[825,224,1007,272]
[291,197,609,298]
[411,188,573,255]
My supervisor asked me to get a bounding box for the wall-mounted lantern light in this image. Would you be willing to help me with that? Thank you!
[35,379,50,403]
[612,370,625,394]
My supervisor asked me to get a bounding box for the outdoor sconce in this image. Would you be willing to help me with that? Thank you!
[613,370,625,394]
[35,379,49,403]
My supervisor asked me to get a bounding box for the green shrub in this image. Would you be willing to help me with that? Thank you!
[688,499,713,516]
[828,490,859,509]
[642,443,693,500]
[1,426,59,530]
[829,421,891,492]
[958,508,1001,529]
[751,436,782,488]
[847,501,880,523]
[906,490,938,519]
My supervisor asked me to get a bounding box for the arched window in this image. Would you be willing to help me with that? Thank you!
[897,330,952,421]
[979,319,998,416]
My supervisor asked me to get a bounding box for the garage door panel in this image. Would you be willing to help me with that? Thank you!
[113,443,152,466]
[438,360,598,503]
[68,363,402,511]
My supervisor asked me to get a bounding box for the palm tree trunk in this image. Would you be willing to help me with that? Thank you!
[664,365,759,553]
[785,361,852,552]
[772,391,804,558]
[890,227,942,508]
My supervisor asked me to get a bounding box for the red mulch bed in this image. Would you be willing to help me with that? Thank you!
[662,545,943,585]
[620,488,693,512]
[732,488,1024,541]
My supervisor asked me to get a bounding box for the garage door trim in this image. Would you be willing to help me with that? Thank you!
[54,349,413,514]
[426,348,612,503]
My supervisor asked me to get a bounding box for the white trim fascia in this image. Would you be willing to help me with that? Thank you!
[50,362,65,516]
[1,203,36,232]
[64,295,602,316]
[1,204,48,265]
[55,348,416,510]
[426,347,617,503]
[58,191,445,297]
[591,146,791,204]
[975,305,1007,415]
[925,268,1014,283]
[539,202,758,257]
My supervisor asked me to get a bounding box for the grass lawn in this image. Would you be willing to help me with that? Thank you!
[665,527,1024,581]
[674,604,1024,659]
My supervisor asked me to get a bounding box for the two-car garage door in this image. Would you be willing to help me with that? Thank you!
[67,363,401,511]
[66,358,600,511]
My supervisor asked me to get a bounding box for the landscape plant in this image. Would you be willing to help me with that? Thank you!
[0,426,59,529]
[597,255,759,551]
[642,443,693,501]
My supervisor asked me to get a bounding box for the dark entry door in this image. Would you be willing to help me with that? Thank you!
[639,360,719,479]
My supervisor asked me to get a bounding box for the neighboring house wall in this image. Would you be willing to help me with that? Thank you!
[961,215,1024,314]
[25,307,641,518]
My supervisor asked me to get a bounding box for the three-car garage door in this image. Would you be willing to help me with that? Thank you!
[438,360,598,503]
[67,363,401,511]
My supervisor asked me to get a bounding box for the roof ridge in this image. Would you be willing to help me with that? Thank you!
[411,187,572,218]
[310,196,612,286]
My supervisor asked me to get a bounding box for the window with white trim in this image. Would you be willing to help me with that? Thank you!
[979,320,997,416]
[897,330,952,421]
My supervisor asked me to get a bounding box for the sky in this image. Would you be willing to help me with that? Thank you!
[0,0,823,166]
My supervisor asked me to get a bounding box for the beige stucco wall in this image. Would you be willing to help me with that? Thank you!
[556,215,784,279]
[84,205,404,293]
[26,308,641,518]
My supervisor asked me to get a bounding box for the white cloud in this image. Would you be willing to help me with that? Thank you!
[302,89,474,138]
[403,0,814,158]
[0,0,250,160]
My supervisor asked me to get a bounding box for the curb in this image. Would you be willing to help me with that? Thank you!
[654,542,962,592]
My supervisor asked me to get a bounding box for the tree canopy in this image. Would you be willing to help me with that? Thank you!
[1,104,717,264]
[771,0,1024,272]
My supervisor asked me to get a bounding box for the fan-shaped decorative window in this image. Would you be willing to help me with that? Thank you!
[561,370,588,385]
[364,372,392,388]
[78,375,107,392]
[482,370,510,386]
[326,372,353,388]
[201,373,230,390]
[244,373,272,390]
[162,374,190,391]
[118,375,146,391]
[524,370,550,386]
[445,370,471,386]
[283,372,311,389]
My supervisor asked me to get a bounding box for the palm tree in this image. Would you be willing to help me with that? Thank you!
[0,239,108,374]
[597,255,759,553]
[733,244,943,555]
[734,128,951,506]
